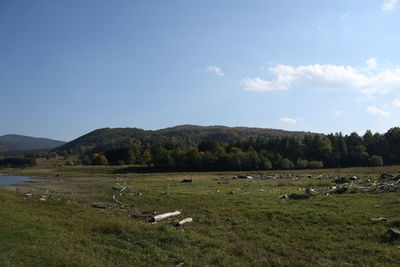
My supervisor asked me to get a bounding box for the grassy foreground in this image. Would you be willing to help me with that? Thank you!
[1,162,400,266]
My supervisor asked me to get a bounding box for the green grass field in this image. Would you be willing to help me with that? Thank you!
[1,160,400,266]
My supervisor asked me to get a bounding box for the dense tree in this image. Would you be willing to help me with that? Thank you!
[105,147,135,165]
[260,157,273,170]
[278,158,295,170]
[364,131,383,157]
[142,150,152,166]
[185,148,203,170]
[0,157,36,167]
[304,135,332,164]
[153,149,174,168]
[50,126,400,171]
[345,132,367,166]
[327,133,347,167]
[383,127,400,164]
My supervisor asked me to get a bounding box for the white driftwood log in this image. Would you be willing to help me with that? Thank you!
[151,211,181,222]
[176,217,193,226]
[370,217,389,222]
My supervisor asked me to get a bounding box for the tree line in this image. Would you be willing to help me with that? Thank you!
[0,157,37,168]
[67,127,400,171]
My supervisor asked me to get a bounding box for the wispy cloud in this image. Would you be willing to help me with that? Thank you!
[241,77,287,91]
[392,98,400,106]
[279,117,298,125]
[355,94,376,102]
[367,105,391,116]
[242,58,400,94]
[334,109,347,115]
[341,12,350,19]
[206,65,224,76]
[382,0,398,11]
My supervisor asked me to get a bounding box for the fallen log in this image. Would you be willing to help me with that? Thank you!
[386,228,400,241]
[175,217,193,227]
[151,211,181,222]
[91,203,107,209]
[112,186,123,191]
[370,217,389,222]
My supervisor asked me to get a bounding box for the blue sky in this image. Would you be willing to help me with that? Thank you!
[1,0,400,141]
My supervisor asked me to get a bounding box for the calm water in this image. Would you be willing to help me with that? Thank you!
[0,175,44,187]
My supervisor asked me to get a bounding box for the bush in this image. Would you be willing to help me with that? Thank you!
[80,155,91,165]
[278,158,294,170]
[368,155,383,166]
[296,158,308,169]
[93,155,108,165]
[262,158,273,170]
[308,161,323,169]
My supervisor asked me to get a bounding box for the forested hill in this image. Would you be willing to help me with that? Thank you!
[54,128,151,153]
[0,134,66,153]
[50,125,400,171]
[53,125,314,154]
[158,125,309,140]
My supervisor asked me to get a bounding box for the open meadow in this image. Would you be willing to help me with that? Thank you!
[2,159,400,266]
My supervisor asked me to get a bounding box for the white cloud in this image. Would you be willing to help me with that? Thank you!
[382,0,398,11]
[392,98,400,106]
[206,65,224,76]
[334,109,347,115]
[242,59,400,94]
[367,106,391,116]
[341,12,350,19]
[366,58,377,70]
[355,94,376,102]
[280,117,298,125]
[241,77,287,91]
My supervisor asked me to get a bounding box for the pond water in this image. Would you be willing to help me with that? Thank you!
[0,175,44,187]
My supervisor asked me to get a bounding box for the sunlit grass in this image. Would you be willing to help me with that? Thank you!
[1,163,400,265]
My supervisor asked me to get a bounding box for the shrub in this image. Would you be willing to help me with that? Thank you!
[308,161,323,169]
[368,155,383,166]
[278,158,294,170]
[261,158,272,170]
[296,158,308,169]
[93,155,108,165]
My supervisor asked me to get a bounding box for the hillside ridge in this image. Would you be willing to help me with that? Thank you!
[54,124,316,153]
[0,134,66,153]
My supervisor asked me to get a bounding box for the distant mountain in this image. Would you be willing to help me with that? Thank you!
[0,134,66,153]
[54,125,315,153]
